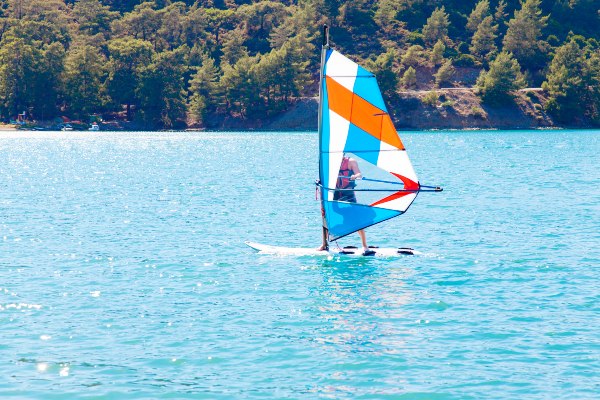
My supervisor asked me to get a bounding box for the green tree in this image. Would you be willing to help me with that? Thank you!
[401,45,424,68]
[72,0,118,38]
[430,40,445,66]
[434,59,454,88]
[106,38,154,120]
[6,0,69,25]
[237,1,287,55]
[272,33,312,102]
[269,2,319,51]
[466,0,490,33]
[182,5,210,49]
[401,66,417,89]
[317,0,341,25]
[111,2,162,50]
[204,7,236,47]
[494,0,508,22]
[476,51,525,104]
[137,48,188,128]
[220,28,248,66]
[369,48,399,101]
[0,37,40,118]
[253,49,283,115]
[374,0,401,30]
[0,32,64,120]
[4,0,71,46]
[586,51,600,123]
[188,52,220,124]
[246,33,312,117]
[470,15,498,64]
[542,40,590,122]
[219,55,261,118]
[422,7,449,46]
[502,0,549,70]
[30,41,64,120]
[62,44,107,117]
[156,2,187,51]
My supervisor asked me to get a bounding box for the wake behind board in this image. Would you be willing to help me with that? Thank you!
[245,241,416,257]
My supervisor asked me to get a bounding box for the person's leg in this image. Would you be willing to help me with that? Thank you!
[358,230,375,255]
[317,226,329,251]
[358,229,367,249]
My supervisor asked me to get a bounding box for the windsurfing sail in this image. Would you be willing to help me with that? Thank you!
[317,26,441,241]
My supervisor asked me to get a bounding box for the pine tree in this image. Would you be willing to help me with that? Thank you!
[220,28,249,66]
[62,44,107,118]
[542,40,588,122]
[219,55,262,118]
[374,0,401,30]
[466,0,490,33]
[470,15,498,64]
[137,48,188,128]
[401,45,424,68]
[72,0,119,38]
[106,38,154,120]
[502,0,549,70]
[476,51,525,104]
[369,48,399,100]
[401,66,417,89]
[494,0,508,22]
[435,59,455,88]
[188,52,220,125]
[422,7,449,46]
[586,51,600,123]
[431,40,445,66]
[0,37,40,118]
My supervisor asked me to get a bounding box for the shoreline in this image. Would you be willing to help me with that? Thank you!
[3,127,599,134]
[3,90,598,132]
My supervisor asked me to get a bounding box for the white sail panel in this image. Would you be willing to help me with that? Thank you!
[377,141,419,184]
[325,51,357,92]
[327,111,350,201]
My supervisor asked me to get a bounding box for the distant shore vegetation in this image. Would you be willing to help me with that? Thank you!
[0,0,598,129]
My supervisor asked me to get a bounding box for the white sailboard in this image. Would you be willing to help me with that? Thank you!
[245,241,417,257]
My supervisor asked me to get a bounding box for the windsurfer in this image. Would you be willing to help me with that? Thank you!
[317,155,375,256]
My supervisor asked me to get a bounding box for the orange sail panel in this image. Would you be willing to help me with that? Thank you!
[325,76,404,150]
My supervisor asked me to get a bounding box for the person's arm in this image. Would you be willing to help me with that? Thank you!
[348,158,362,180]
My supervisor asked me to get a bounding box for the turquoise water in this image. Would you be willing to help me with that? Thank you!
[1,130,598,399]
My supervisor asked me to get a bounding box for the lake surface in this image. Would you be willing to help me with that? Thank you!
[1,130,598,399]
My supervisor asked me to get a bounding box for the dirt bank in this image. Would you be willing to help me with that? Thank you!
[211,88,596,131]
[392,88,556,130]
[0,123,18,131]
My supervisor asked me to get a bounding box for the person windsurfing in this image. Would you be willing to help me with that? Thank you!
[317,155,375,256]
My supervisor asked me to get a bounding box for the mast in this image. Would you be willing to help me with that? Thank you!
[317,25,329,184]
[317,25,329,241]
[317,25,329,243]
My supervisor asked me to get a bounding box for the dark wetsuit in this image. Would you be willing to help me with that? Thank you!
[333,157,357,202]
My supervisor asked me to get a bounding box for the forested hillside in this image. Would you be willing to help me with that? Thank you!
[0,0,598,129]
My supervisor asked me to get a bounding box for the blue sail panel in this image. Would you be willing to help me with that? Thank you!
[323,200,402,240]
[353,65,388,113]
[345,123,381,165]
